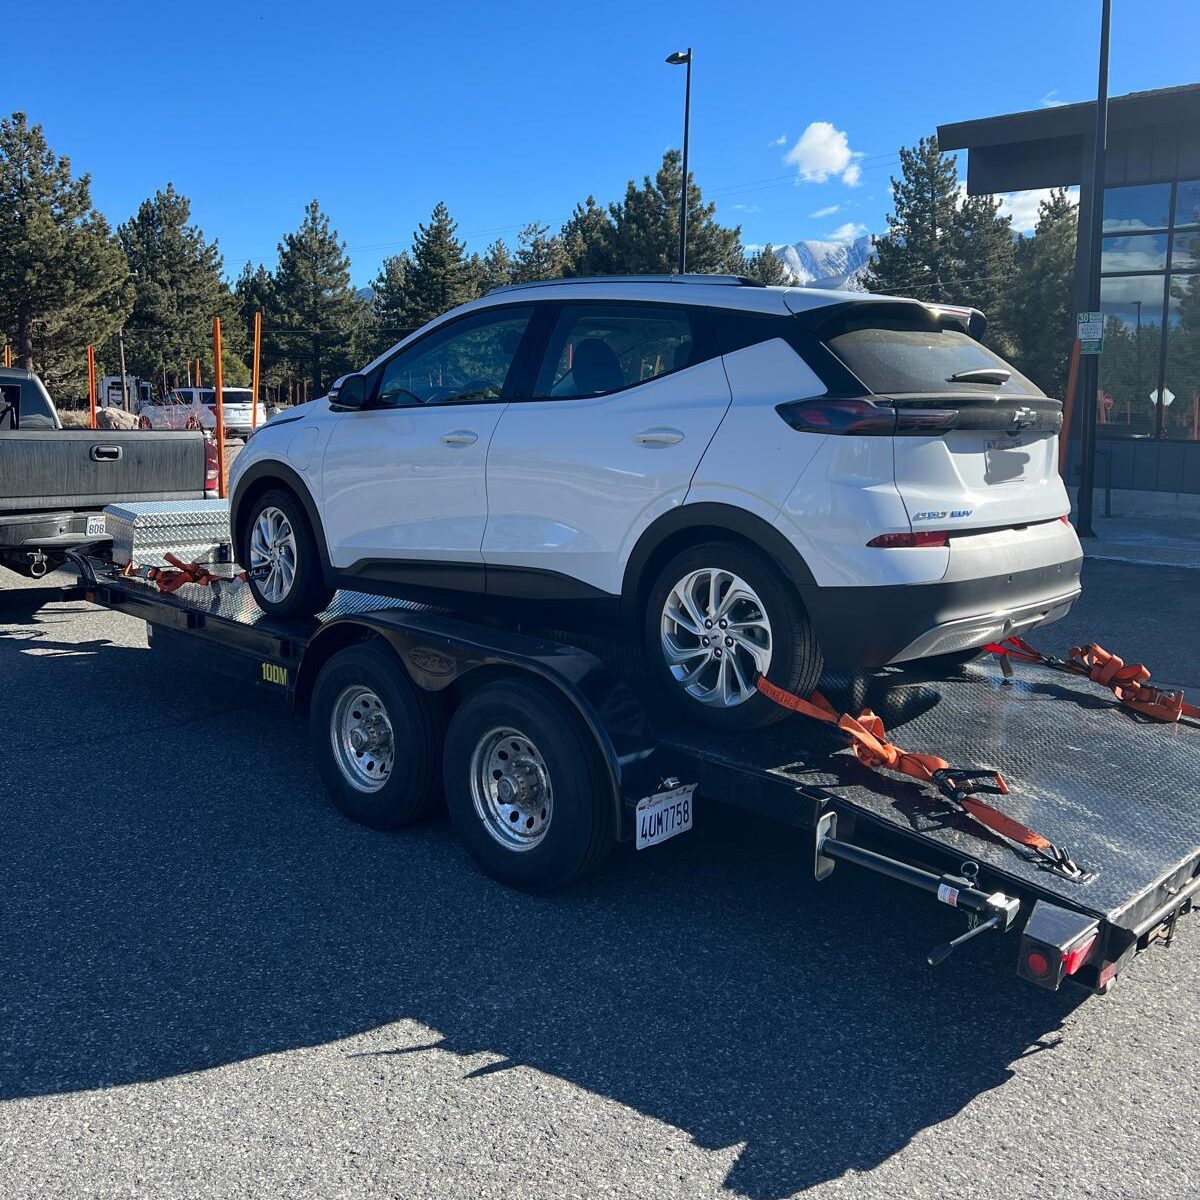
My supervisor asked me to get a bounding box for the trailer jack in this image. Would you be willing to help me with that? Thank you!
[813,809,1021,966]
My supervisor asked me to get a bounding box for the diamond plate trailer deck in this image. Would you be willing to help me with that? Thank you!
[63,548,1199,994]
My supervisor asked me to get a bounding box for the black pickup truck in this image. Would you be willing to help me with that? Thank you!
[0,367,214,578]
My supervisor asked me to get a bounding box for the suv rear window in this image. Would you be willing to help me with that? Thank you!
[825,315,1041,396]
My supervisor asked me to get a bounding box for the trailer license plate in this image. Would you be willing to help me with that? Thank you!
[635,784,695,850]
[85,515,106,536]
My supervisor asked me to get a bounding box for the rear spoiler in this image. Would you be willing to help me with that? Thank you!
[925,303,988,341]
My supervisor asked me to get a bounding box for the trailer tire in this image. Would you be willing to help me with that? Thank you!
[443,678,616,892]
[310,644,443,830]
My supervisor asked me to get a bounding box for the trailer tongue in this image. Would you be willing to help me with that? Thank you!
[59,502,1199,996]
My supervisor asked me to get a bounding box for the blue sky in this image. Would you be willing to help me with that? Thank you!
[9,0,1200,285]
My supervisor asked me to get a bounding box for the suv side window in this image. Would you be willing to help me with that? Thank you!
[375,306,533,408]
[532,304,695,399]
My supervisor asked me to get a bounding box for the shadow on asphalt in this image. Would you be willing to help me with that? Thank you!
[0,599,1086,1199]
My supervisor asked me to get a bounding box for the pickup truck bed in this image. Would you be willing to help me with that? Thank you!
[1,368,208,576]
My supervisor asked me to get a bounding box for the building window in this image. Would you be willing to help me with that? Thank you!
[1099,179,1200,440]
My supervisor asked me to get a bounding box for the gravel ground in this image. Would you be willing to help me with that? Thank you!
[0,559,1197,1200]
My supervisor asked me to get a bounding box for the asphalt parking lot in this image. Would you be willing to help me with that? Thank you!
[1,559,1197,1200]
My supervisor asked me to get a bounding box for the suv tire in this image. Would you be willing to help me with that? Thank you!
[242,487,333,618]
[644,541,822,730]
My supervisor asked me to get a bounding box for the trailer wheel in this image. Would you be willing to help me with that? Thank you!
[443,678,616,892]
[310,644,443,830]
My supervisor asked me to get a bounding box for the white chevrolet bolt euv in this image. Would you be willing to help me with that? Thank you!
[229,275,1082,729]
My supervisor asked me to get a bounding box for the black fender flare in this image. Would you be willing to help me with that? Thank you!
[230,461,334,582]
[620,502,816,624]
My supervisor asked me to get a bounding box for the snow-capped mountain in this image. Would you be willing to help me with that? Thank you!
[774,234,874,290]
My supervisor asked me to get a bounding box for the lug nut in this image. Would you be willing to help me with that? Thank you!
[704,618,713,629]
[701,636,710,646]
[718,619,728,629]
[714,648,722,658]
[725,637,734,647]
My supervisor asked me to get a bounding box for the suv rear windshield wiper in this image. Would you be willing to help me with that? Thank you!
[947,367,1011,385]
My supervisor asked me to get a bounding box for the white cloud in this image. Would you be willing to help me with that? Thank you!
[997,186,1079,233]
[783,121,863,185]
[829,221,868,243]
[810,204,841,218]
[769,133,787,147]
[732,203,762,213]
[1041,90,1069,108]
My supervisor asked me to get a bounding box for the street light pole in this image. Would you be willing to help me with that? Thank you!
[666,48,693,274]
[1075,0,1113,538]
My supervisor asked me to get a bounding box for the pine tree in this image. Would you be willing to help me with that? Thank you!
[403,202,472,326]
[0,111,132,394]
[512,221,565,283]
[1007,190,1078,398]
[953,193,1017,353]
[120,183,243,388]
[272,199,360,391]
[480,239,514,292]
[738,244,792,286]
[560,197,614,276]
[371,250,413,351]
[607,150,742,275]
[863,135,963,302]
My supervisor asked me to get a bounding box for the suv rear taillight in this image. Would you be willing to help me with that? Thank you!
[204,435,218,495]
[776,398,960,436]
[776,397,895,435]
[866,531,949,548]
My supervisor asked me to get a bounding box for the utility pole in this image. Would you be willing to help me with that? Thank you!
[666,48,693,274]
[1075,0,1113,538]
[117,329,130,410]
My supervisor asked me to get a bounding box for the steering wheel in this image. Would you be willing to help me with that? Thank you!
[425,378,501,405]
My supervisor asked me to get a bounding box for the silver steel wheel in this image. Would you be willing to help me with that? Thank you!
[660,567,773,708]
[469,727,553,852]
[249,505,298,604]
[330,685,395,792]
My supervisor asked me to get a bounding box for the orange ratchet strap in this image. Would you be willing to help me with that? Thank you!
[756,676,1084,879]
[985,636,1199,725]
[123,552,251,595]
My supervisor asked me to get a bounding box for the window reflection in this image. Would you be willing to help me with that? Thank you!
[1101,233,1168,273]
[1174,179,1200,230]
[1171,230,1200,272]
[1098,276,1164,436]
[1102,182,1171,233]
[1165,274,1200,440]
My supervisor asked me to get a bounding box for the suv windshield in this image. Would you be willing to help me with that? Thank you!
[825,314,1042,397]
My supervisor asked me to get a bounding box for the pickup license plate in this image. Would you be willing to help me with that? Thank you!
[85,515,106,536]
[635,784,695,850]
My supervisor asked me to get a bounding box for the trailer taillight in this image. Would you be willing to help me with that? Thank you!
[1062,932,1097,976]
[866,531,949,549]
[1023,949,1052,979]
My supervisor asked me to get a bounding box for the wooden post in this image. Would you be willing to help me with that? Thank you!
[251,310,262,429]
[87,345,97,429]
[1058,339,1082,477]
[195,357,202,388]
[212,318,227,498]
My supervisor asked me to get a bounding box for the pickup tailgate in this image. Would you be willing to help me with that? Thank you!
[0,429,206,512]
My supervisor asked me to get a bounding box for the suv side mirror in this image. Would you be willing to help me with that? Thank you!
[332,373,368,410]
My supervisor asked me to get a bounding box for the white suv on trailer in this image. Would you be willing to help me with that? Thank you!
[229,275,1082,729]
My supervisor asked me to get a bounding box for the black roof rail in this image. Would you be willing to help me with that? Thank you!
[486,273,766,296]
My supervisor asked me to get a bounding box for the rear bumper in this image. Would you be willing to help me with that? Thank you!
[0,510,108,552]
[802,556,1083,668]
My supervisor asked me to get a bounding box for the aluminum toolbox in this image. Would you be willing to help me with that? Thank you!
[104,499,232,568]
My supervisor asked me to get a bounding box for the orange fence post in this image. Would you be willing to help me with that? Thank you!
[86,345,97,429]
[251,310,262,430]
[212,318,227,498]
[1058,339,1082,477]
[3,345,10,368]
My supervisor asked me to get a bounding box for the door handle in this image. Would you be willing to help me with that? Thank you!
[440,429,479,446]
[634,427,684,446]
[90,445,123,462]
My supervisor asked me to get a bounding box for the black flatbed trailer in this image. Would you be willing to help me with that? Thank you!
[64,546,1200,995]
